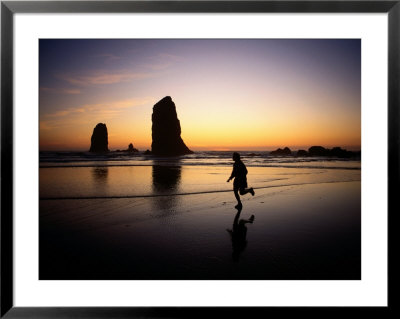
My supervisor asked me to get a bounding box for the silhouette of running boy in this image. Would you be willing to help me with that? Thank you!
[227,152,255,208]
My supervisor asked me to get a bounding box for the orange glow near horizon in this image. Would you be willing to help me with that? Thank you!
[40,39,361,152]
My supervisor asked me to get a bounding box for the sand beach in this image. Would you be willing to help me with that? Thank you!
[39,163,361,280]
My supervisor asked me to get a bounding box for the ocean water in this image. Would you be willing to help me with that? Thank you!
[39,151,361,199]
[40,150,361,169]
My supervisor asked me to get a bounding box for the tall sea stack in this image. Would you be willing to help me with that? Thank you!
[151,96,193,156]
[89,123,109,153]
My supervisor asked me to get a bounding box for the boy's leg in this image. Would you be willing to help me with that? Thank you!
[239,188,255,196]
[234,188,241,203]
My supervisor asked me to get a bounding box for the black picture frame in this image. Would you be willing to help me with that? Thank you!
[1,0,397,317]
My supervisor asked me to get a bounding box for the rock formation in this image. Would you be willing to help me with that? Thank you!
[330,147,352,158]
[307,146,360,158]
[308,146,328,157]
[89,123,109,153]
[270,147,292,156]
[126,143,138,153]
[151,96,193,156]
[296,149,308,157]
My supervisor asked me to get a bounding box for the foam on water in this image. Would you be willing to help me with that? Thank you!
[40,151,361,170]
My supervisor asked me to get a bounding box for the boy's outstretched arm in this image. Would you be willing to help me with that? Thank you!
[227,166,236,182]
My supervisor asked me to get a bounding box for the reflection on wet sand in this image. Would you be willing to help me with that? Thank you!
[91,167,108,193]
[227,207,255,262]
[92,167,108,181]
[152,164,182,211]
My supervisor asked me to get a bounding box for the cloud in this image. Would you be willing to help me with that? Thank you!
[40,97,153,129]
[44,107,85,118]
[141,53,183,71]
[40,87,81,95]
[39,121,54,131]
[158,53,183,62]
[143,62,172,71]
[92,53,121,62]
[57,70,153,86]
[55,53,180,86]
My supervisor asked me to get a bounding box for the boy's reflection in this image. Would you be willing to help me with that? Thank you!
[227,207,255,262]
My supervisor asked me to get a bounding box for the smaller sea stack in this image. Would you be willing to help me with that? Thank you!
[127,143,138,153]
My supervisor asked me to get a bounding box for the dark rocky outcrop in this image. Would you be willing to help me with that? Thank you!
[270,147,292,156]
[308,146,328,157]
[143,149,152,155]
[296,149,308,157]
[330,147,361,158]
[89,123,109,153]
[307,146,360,158]
[267,145,360,158]
[126,143,138,153]
[151,96,193,156]
[330,147,350,158]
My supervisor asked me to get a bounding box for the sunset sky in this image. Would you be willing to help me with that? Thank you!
[39,39,361,151]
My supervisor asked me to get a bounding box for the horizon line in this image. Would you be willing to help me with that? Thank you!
[39,146,362,152]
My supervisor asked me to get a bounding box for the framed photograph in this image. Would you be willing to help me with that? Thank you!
[1,0,397,317]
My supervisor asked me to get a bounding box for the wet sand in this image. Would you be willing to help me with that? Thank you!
[39,166,361,280]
